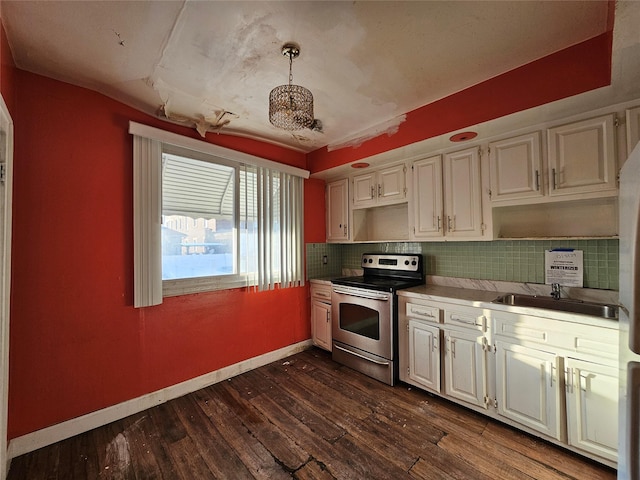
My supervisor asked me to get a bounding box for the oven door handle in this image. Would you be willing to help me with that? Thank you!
[334,344,391,366]
[332,286,390,301]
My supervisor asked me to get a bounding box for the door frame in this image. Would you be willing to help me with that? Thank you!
[0,94,14,480]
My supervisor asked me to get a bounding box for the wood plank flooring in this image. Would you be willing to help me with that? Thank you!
[7,348,616,480]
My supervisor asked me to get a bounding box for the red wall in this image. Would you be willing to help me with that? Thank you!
[7,71,317,439]
[0,20,16,118]
[307,32,613,173]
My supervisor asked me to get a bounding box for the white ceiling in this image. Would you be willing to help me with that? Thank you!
[0,1,633,153]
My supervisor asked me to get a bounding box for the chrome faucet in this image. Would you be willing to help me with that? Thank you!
[551,283,561,300]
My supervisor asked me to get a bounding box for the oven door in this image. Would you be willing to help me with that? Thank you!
[331,285,393,360]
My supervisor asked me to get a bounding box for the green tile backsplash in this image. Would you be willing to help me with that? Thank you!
[306,239,619,290]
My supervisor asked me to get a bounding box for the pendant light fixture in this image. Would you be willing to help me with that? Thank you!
[269,43,314,131]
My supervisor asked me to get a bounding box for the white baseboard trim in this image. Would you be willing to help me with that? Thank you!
[7,340,313,460]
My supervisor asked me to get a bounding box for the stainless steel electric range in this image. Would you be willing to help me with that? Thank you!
[331,253,425,385]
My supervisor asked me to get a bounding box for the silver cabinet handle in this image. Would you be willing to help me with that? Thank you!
[378,184,382,196]
[535,169,540,191]
[412,310,435,319]
[450,315,477,326]
[552,168,558,190]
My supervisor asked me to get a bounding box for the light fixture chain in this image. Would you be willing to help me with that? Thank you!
[288,53,293,86]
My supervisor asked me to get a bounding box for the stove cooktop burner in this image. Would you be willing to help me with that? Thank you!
[331,275,423,292]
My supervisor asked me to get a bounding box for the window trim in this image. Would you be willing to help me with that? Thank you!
[130,122,309,179]
[131,122,309,307]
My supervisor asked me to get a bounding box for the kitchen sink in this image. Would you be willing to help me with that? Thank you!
[492,293,618,319]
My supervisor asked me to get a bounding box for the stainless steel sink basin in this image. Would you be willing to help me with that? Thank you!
[492,293,618,319]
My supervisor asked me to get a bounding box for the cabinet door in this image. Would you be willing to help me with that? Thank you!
[489,132,543,202]
[408,320,441,393]
[443,328,486,408]
[495,341,563,440]
[412,155,444,238]
[377,162,406,205]
[443,147,484,238]
[547,114,617,197]
[311,300,332,351]
[352,172,376,208]
[326,179,349,241]
[565,358,618,462]
[627,106,640,155]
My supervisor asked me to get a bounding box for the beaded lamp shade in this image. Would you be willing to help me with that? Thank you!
[269,43,314,131]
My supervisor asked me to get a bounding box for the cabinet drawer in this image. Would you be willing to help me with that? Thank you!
[493,310,618,361]
[570,327,618,361]
[406,302,440,324]
[494,316,550,344]
[311,284,332,302]
[443,305,487,332]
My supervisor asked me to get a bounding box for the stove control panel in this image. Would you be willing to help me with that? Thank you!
[361,253,422,272]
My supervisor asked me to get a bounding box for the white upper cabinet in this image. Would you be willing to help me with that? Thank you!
[326,178,349,242]
[443,147,484,238]
[626,106,640,156]
[489,131,543,202]
[411,147,486,240]
[352,162,407,209]
[412,155,444,238]
[547,114,617,197]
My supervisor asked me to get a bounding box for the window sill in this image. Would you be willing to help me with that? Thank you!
[163,275,252,297]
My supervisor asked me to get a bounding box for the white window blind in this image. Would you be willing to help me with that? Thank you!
[130,122,308,307]
[251,167,305,291]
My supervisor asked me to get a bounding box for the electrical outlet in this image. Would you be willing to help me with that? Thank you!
[322,255,328,265]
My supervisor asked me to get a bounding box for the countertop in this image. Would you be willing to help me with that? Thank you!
[399,283,619,329]
[308,273,619,329]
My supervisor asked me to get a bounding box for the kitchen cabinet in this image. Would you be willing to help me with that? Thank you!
[352,162,407,209]
[310,282,332,351]
[411,147,486,240]
[492,308,618,464]
[627,105,640,155]
[399,298,441,393]
[411,155,443,238]
[495,340,563,440]
[488,131,544,202]
[443,327,487,409]
[442,304,489,409]
[443,147,484,238]
[326,178,349,242]
[408,320,441,393]
[547,114,617,198]
[397,289,618,468]
[565,358,618,463]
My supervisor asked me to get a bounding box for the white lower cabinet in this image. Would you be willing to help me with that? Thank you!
[495,341,563,440]
[397,292,619,468]
[408,320,441,393]
[310,282,332,351]
[565,358,618,463]
[443,327,487,409]
[399,298,441,394]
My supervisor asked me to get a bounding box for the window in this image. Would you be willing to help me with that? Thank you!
[131,122,308,307]
[161,152,238,281]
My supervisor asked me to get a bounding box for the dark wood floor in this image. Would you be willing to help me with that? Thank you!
[7,348,616,480]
